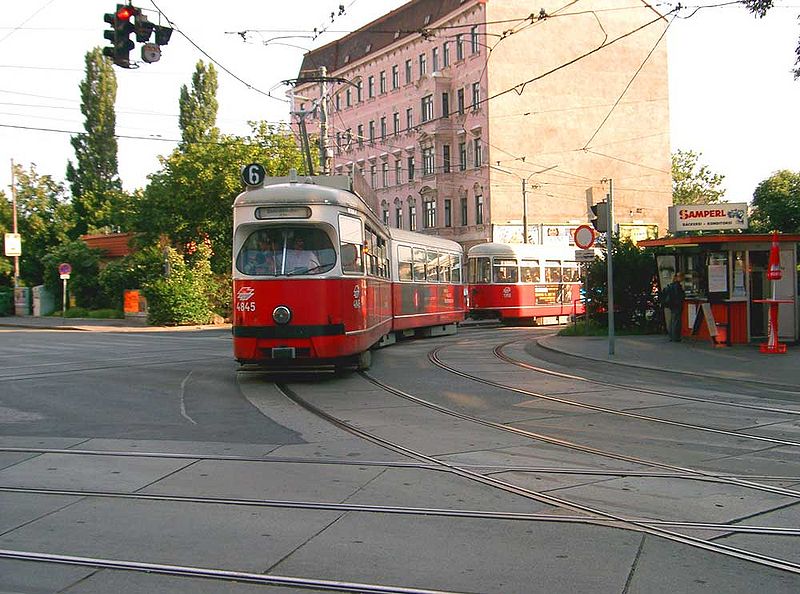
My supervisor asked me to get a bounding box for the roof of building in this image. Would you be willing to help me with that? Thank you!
[639,233,800,248]
[80,232,136,258]
[299,0,472,75]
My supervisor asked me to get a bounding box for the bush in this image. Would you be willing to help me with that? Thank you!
[42,240,104,309]
[88,308,123,319]
[63,307,90,318]
[0,288,12,316]
[98,245,169,310]
[142,244,222,326]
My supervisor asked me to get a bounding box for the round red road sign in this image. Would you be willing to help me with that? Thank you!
[58,262,72,275]
[573,225,596,249]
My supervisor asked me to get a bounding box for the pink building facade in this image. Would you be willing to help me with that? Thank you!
[295,0,672,249]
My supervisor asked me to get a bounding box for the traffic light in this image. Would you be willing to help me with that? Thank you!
[133,12,155,42]
[154,25,173,46]
[590,201,608,232]
[102,4,135,68]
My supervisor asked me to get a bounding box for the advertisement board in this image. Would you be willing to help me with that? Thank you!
[668,203,748,232]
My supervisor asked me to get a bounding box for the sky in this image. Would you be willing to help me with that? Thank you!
[1,0,799,206]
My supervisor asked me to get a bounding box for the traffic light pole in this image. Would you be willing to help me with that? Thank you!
[605,178,615,356]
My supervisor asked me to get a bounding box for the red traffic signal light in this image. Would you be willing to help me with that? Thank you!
[115,5,134,20]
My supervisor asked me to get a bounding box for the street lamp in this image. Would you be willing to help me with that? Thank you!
[490,164,557,243]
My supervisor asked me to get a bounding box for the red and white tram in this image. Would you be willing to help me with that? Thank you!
[232,169,465,370]
[466,242,585,325]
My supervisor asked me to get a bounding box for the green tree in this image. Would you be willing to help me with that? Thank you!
[743,1,800,79]
[42,240,103,309]
[749,170,800,233]
[671,149,726,205]
[179,61,219,145]
[66,48,125,236]
[11,163,74,286]
[0,190,13,285]
[586,236,660,331]
[134,122,307,273]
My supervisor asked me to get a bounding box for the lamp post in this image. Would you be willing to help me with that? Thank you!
[490,164,557,243]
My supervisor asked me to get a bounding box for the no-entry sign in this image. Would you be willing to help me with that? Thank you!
[573,225,596,249]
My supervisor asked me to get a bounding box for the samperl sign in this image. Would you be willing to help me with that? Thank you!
[668,203,748,232]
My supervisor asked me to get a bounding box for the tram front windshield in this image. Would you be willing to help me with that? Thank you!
[236,227,335,276]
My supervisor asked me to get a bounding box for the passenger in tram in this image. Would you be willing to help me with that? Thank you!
[285,233,320,274]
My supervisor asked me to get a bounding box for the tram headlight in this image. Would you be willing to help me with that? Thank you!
[272,305,292,325]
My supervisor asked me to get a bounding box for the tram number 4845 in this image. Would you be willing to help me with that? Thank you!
[236,301,256,312]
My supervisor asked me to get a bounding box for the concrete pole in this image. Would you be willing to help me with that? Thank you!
[606,178,615,356]
[318,66,329,175]
[10,159,20,289]
[522,179,528,244]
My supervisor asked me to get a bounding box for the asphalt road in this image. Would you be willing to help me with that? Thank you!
[1,325,799,593]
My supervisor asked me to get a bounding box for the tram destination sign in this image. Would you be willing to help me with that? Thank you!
[668,203,748,232]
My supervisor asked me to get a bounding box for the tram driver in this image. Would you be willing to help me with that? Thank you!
[285,233,320,274]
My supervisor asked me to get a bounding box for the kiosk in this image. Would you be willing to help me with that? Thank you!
[638,234,799,345]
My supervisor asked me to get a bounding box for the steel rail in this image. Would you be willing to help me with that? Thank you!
[2,485,799,536]
[276,383,800,576]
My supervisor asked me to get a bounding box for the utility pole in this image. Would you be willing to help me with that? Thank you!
[521,179,529,244]
[10,159,20,289]
[605,178,615,355]
[318,66,329,175]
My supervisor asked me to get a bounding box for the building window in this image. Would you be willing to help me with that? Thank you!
[422,147,434,176]
[396,205,403,229]
[458,142,467,171]
[407,156,416,181]
[472,82,480,110]
[379,71,386,94]
[476,193,484,224]
[345,128,352,150]
[460,196,468,226]
[421,95,433,122]
[432,47,439,72]
[383,208,390,225]
[369,120,375,143]
[456,34,464,60]
[419,53,427,76]
[406,108,413,131]
[409,203,417,231]
[382,162,389,187]
[393,112,400,136]
[443,42,450,67]
[380,116,387,140]
[442,144,451,173]
[457,88,465,115]
[444,199,452,227]
[368,75,375,98]
[395,159,402,185]
[335,94,340,111]
[357,124,364,146]
[424,200,436,229]
[346,88,352,107]
[357,80,363,102]
[473,138,482,168]
[471,25,479,54]
[370,164,377,187]
[392,64,399,89]
[335,132,341,153]
[441,92,450,118]
[405,59,412,83]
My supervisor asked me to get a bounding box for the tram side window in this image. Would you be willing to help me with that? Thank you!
[544,260,561,283]
[562,261,580,283]
[520,259,540,283]
[426,250,439,282]
[376,236,389,278]
[339,215,364,274]
[398,246,413,281]
[469,257,490,283]
[441,254,452,282]
[451,255,462,283]
[413,248,427,281]
[493,259,518,283]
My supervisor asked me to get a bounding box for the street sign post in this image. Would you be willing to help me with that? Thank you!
[58,263,71,317]
[574,225,595,250]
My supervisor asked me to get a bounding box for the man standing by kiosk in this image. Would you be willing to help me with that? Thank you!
[662,272,686,342]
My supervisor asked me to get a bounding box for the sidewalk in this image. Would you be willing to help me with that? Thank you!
[0,315,231,333]
[537,334,800,390]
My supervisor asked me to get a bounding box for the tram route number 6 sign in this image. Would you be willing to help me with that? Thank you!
[241,163,266,187]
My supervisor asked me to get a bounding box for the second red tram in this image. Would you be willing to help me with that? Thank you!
[231,170,465,370]
[467,242,585,324]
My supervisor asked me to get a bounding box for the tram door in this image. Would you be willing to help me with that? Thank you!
[748,251,768,338]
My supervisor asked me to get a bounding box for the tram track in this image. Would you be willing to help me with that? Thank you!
[275,382,800,576]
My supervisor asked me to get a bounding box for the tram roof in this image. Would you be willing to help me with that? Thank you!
[388,228,462,252]
[467,242,578,259]
[233,176,368,212]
